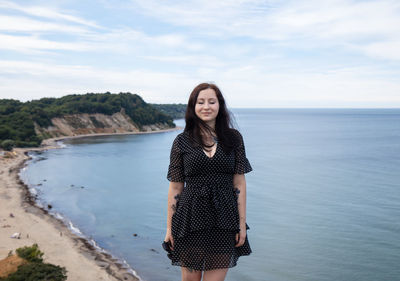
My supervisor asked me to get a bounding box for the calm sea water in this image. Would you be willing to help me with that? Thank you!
[21,109,400,281]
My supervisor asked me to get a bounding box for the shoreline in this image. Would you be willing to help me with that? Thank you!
[0,126,183,281]
[40,125,183,147]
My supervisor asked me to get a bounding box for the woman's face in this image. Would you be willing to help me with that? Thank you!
[195,88,219,125]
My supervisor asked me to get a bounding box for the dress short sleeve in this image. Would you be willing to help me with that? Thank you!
[233,129,253,174]
[167,134,185,182]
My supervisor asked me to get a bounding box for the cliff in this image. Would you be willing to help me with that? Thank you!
[0,92,176,148]
[34,109,172,139]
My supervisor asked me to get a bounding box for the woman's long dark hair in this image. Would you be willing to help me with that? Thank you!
[184,82,236,153]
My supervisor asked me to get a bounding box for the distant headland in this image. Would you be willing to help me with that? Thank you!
[0,92,186,150]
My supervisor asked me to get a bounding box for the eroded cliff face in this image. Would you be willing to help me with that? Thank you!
[34,111,172,139]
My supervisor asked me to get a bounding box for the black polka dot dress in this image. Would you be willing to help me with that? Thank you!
[166,128,253,271]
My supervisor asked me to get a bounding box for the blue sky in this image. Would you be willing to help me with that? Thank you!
[0,0,399,107]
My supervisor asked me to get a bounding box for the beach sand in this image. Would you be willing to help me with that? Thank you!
[0,126,182,281]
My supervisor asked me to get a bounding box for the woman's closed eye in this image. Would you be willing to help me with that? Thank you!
[197,100,216,104]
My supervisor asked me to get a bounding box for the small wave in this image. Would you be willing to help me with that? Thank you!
[88,237,102,252]
[68,221,83,236]
[56,141,67,148]
[54,212,64,220]
[63,218,142,280]
[29,187,38,196]
[26,151,47,163]
[121,258,142,281]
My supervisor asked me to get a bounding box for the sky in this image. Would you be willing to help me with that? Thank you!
[0,0,399,108]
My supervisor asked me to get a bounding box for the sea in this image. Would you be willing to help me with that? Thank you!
[20,108,400,281]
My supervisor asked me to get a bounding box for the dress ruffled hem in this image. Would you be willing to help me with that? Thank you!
[167,227,252,271]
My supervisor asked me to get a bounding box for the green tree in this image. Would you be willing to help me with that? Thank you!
[2,262,67,281]
[1,139,15,151]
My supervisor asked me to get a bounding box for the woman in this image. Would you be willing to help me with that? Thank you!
[164,82,252,281]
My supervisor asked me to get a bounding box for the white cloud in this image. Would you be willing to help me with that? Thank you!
[131,0,400,59]
[0,15,91,33]
[142,54,225,67]
[0,34,92,52]
[219,69,400,107]
[0,60,197,103]
[0,59,399,107]
[0,20,200,56]
[83,28,204,53]
[361,41,400,61]
[0,0,399,106]
[0,1,100,28]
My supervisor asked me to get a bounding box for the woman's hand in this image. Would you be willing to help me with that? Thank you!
[235,228,246,247]
[164,229,174,251]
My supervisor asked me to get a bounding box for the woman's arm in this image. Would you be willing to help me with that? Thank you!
[233,173,247,247]
[165,181,184,249]
[166,181,184,229]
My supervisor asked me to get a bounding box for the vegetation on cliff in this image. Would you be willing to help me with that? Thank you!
[150,103,186,119]
[0,92,177,149]
[0,244,67,281]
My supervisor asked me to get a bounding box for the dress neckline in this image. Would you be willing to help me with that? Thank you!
[202,142,218,159]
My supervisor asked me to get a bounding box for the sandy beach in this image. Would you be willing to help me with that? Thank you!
[0,126,182,281]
